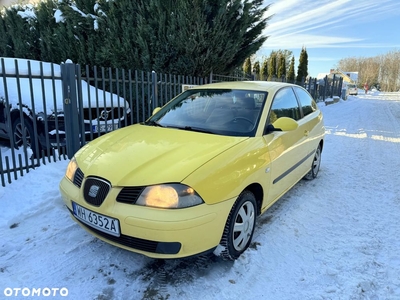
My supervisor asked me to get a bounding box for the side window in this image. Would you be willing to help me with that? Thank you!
[269,87,301,124]
[294,87,317,117]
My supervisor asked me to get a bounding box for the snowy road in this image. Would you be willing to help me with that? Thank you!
[1,91,400,300]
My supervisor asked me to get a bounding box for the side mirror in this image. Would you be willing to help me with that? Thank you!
[272,117,298,131]
[152,107,161,116]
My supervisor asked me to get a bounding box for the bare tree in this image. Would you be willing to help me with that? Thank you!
[337,50,400,91]
[379,50,400,92]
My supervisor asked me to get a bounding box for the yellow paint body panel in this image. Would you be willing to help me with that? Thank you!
[75,124,249,187]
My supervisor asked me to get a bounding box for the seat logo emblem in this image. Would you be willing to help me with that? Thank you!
[88,185,100,197]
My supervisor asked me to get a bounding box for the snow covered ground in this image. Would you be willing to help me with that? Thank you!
[1,91,400,300]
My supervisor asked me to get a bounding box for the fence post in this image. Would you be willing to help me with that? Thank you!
[151,71,158,110]
[61,60,80,159]
[338,77,343,98]
[323,76,328,101]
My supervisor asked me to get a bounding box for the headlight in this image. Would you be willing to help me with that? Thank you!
[65,157,78,182]
[136,184,204,209]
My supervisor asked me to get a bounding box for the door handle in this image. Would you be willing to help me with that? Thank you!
[304,130,309,136]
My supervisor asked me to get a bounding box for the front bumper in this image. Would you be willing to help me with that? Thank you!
[59,177,235,259]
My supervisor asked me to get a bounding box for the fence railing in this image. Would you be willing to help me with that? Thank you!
[0,59,208,186]
[0,58,343,186]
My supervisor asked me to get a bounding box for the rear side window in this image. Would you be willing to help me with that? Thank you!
[269,87,301,123]
[294,87,317,117]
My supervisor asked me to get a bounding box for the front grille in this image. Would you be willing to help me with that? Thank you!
[73,168,84,188]
[83,107,125,121]
[83,177,111,206]
[116,187,145,204]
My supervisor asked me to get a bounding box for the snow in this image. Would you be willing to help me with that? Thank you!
[52,4,98,30]
[1,91,400,299]
[0,58,61,76]
[53,9,65,23]
[16,5,36,20]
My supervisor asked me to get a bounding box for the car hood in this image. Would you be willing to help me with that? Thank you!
[76,124,248,186]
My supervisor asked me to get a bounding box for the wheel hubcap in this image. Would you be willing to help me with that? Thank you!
[232,201,255,251]
[14,123,31,147]
[313,148,321,174]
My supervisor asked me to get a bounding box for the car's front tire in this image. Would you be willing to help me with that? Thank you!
[11,116,42,157]
[304,144,322,180]
[12,117,34,148]
[218,191,257,260]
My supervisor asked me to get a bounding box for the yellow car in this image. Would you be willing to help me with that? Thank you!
[59,81,324,260]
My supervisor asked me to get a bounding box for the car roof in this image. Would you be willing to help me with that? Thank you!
[0,57,61,76]
[191,81,298,93]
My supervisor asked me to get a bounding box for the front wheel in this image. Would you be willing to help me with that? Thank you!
[304,144,321,180]
[12,117,35,148]
[217,191,257,260]
[11,116,42,157]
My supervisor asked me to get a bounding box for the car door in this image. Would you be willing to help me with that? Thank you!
[262,87,309,206]
[293,86,322,161]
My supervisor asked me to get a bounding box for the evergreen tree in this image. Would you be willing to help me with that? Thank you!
[296,47,308,83]
[277,55,286,81]
[276,49,293,73]
[268,51,277,80]
[34,0,64,63]
[0,0,271,77]
[0,5,36,59]
[287,56,295,83]
[261,58,268,80]
[0,13,12,57]
[253,61,260,80]
[243,57,252,76]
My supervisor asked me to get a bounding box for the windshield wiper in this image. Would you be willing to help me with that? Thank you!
[145,120,164,127]
[180,126,215,134]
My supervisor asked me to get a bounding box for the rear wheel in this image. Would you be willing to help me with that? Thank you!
[218,191,257,260]
[304,144,321,180]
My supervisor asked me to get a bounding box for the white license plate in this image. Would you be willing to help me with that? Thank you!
[92,123,119,133]
[72,202,120,237]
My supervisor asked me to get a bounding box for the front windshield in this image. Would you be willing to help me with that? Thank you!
[146,89,267,137]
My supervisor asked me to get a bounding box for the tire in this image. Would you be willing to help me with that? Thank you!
[11,116,38,152]
[304,144,321,180]
[218,191,257,260]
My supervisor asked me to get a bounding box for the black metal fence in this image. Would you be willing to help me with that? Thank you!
[0,59,208,186]
[0,58,343,186]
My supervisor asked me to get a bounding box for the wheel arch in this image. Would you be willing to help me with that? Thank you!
[319,138,324,152]
[9,108,33,126]
[242,183,263,216]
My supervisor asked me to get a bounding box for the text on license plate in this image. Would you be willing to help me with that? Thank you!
[72,202,120,237]
[92,123,119,133]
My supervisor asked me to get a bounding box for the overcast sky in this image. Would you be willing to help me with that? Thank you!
[259,0,400,76]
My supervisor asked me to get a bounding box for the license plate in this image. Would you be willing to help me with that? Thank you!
[92,123,119,133]
[72,201,120,237]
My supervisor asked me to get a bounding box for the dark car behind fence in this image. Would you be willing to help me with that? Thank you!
[0,58,342,187]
